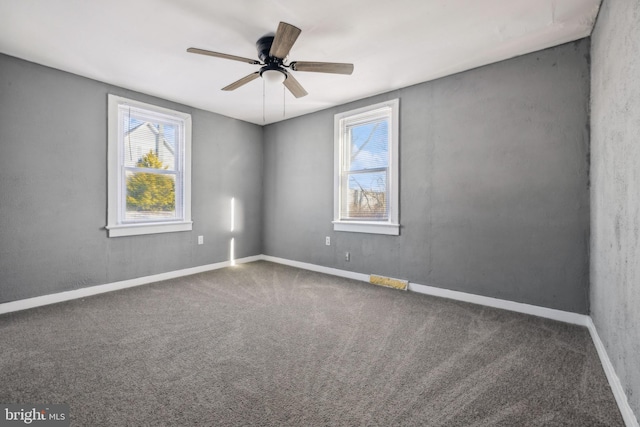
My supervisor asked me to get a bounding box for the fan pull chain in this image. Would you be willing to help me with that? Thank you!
[283,83,286,118]
[262,78,266,124]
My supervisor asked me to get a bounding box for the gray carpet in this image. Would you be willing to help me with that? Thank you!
[0,261,623,426]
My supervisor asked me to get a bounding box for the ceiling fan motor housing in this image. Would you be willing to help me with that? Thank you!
[256,35,288,80]
[256,35,276,63]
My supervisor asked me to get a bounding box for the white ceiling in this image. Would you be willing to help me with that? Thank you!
[0,0,601,125]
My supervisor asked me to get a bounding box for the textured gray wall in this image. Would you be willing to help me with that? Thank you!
[0,40,592,315]
[263,39,591,313]
[0,54,263,303]
[590,0,640,419]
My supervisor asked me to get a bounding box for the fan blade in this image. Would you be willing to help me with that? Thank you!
[222,72,260,91]
[290,61,354,75]
[187,47,259,65]
[270,22,301,59]
[283,72,308,98]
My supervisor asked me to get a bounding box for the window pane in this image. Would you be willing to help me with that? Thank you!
[125,170,177,221]
[121,111,178,171]
[341,171,388,220]
[346,119,388,171]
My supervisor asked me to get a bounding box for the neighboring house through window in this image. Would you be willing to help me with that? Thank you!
[333,99,399,235]
[107,95,192,237]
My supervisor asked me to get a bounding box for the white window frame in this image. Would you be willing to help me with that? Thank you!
[333,98,400,235]
[106,95,192,237]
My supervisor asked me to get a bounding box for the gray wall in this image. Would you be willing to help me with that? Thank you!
[0,40,593,314]
[591,0,640,419]
[0,53,263,303]
[263,39,591,313]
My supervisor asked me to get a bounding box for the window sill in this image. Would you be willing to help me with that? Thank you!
[332,221,400,235]
[106,221,193,237]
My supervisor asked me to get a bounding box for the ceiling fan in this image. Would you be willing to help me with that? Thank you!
[187,22,354,98]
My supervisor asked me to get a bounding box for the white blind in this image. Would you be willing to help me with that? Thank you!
[118,104,184,223]
[340,112,391,220]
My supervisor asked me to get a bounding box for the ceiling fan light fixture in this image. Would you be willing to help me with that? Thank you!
[261,68,287,84]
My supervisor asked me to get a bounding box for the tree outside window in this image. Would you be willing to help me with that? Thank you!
[126,150,175,213]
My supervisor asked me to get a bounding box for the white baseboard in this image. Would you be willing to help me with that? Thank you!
[587,318,639,427]
[260,255,589,326]
[1,254,636,426]
[260,255,370,282]
[1,254,585,325]
[0,255,261,315]
[408,282,589,326]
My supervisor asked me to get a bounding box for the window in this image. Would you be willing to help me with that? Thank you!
[333,99,399,235]
[107,95,192,237]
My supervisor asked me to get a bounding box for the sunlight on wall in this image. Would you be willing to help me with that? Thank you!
[230,197,235,232]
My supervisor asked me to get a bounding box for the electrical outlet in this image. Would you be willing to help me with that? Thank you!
[198,235,204,245]
[325,236,330,246]
[345,252,350,262]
